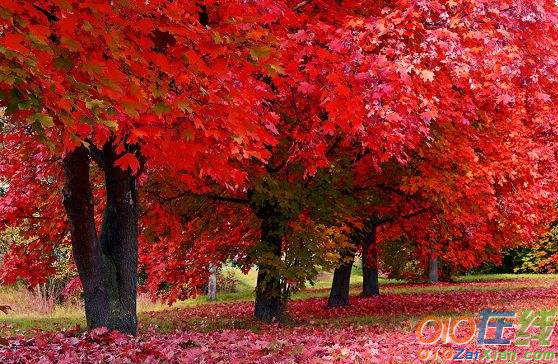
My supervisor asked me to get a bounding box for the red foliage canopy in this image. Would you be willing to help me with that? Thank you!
[1,0,558,301]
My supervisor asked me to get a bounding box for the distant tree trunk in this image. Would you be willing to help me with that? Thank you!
[361,223,380,297]
[428,249,439,284]
[253,206,285,322]
[63,145,139,335]
[328,250,355,307]
[439,262,452,282]
[207,265,217,301]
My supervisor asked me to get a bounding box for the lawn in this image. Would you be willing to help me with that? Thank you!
[1,273,558,363]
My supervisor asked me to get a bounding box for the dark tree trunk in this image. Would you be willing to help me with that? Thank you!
[63,145,138,335]
[328,251,355,307]
[98,145,139,334]
[63,146,109,330]
[361,224,380,297]
[254,209,285,322]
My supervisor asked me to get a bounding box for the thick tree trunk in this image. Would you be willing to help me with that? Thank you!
[361,224,380,297]
[62,145,138,335]
[328,251,355,307]
[98,145,139,334]
[63,146,109,330]
[254,211,285,322]
[207,265,217,301]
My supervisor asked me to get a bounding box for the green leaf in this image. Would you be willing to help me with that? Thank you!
[80,116,94,125]
[122,101,139,118]
[177,100,193,114]
[28,113,54,128]
[85,99,104,110]
[30,120,55,150]
[153,102,170,116]
[250,46,271,61]
[100,119,118,129]
[151,86,165,98]
[266,63,284,75]
[60,36,82,51]
[100,77,122,93]
[0,8,12,21]
[212,32,223,44]
[181,129,194,141]
[82,62,104,75]
[54,56,73,71]
[82,21,93,32]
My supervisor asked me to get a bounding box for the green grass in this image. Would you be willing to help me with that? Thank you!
[1,271,557,337]
[456,273,558,282]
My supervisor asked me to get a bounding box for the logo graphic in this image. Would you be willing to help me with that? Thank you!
[415,308,557,361]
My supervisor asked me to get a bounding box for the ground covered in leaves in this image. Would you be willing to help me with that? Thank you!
[2,277,558,363]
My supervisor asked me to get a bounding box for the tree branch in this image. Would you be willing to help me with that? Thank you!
[86,141,106,169]
[294,0,312,11]
[147,189,249,205]
[33,4,59,22]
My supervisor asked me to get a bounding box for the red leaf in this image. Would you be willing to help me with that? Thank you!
[297,82,316,94]
[2,33,28,53]
[115,153,140,174]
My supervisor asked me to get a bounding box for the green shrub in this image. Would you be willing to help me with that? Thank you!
[216,270,240,293]
[379,238,425,281]
[515,225,558,274]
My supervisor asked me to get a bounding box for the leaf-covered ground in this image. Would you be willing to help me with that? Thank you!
[2,277,558,363]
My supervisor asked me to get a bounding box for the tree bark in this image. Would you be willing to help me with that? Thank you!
[361,223,380,297]
[63,146,110,331]
[98,144,139,334]
[428,249,439,284]
[207,265,217,301]
[62,145,138,335]
[254,208,285,322]
[328,251,355,307]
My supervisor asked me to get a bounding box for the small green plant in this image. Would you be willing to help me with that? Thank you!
[216,270,240,293]
[379,237,424,281]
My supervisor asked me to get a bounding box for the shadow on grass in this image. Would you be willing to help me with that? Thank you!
[1,274,557,337]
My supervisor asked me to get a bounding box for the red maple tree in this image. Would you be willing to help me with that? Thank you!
[1,0,558,333]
